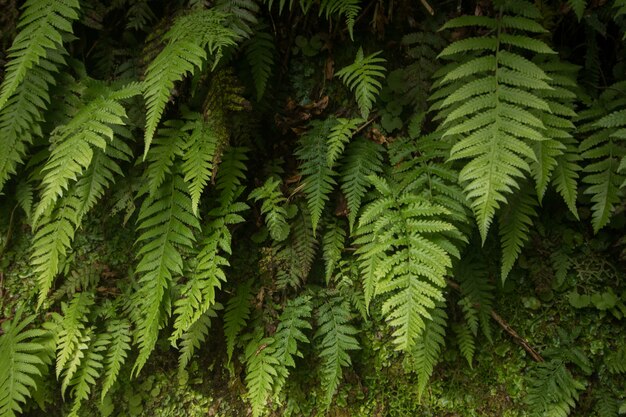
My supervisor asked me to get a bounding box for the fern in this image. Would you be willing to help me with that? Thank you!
[224,280,254,363]
[32,81,141,225]
[250,177,290,242]
[142,9,237,156]
[0,0,79,111]
[432,3,555,241]
[56,292,94,381]
[568,0,587,20]
[322,219,346,282]
[101,319,131,400]
[499,184,538,281]
[526,359,586,417]
[315,295,360,407]
[273,295,313,393]
[215,0,260,40]
[180,111,225,215]
[0,307,50,417]
[132,174,200,375]
[320,0,361,40]
[336,48,387,119]
[455,254,494,341]
[339,137,384,231]
[177,307,219,373]
[404,304,447,398]
[454,321,475,368]
[244,335,279,417]
[245,26,275,100]
[144,119,187,195]
[327,117,362,168]
[552,135,582,217]
[605,343,626,374]
[295,119,338,232]
[354,175,456,350]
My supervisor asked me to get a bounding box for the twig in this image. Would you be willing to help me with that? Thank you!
[419,0,435,15]
[446,278,544,362]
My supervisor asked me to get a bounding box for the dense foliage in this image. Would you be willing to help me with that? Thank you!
[0,0,625,416]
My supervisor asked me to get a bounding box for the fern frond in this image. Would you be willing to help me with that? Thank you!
[67,332,109,417]
[142,9,237,156]
[250,177,290,242]
[181,112,225,215]
[339,137,384,231]
[56,292,94,380]
[132,174,200,375]
[455,254,494,341]
[101,319,131,400]
[245,335,279,417]
[320,0,362,40]
[144,119,187,195]
[296,119,338,232]
[322,219,346,282]
[224,280,253,363]
[404,304,447,398]
[0,307,49,417]
[273,295,312,394]
[526,360,586,417]
[433,4,555,241]
[355,176,455,350]
[552,136,581,217]
[454,322,475,368]
[315,295,359,408]
[245,26,275,100]
[336,48,387,119]
[178,307,219,373]
[215,0,260,40]
[327,117,363,168]
[499,184,538,281]
[0,0,80,111]
[568,0,587,20]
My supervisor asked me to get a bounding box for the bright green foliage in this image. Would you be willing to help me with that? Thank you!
[56,293,94,381]
[327,117,362,168]
[552,135,582,217]
[339,137,384,231]
[245,27,275,100]
[144,120,187,195]
[454,322,475,368]
[244,335,280,417]
[101,320,131,400]
[0,0,79,111]
[142,9,237,156]
[0,308,50,417]
[432,2,555,241]
[578,82,626,232]
[295,119,338,232]
[315,295,360,407]
[499,184,538,281]
[404,304,447,398]
[322,219,346,282]
[177,308,219,374]
[455,255,494,341]
[224,280,254,363]
[336,48,387,119]
[132,174,200,375]
[594,393,619,417]
[354,176,456,350]
[272,295,313,393]
[32,81,141,225]
[526,360,586,417]
[249,177,290,242]
[180,112,225,215]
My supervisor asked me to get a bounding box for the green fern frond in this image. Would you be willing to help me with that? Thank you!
[244,335,279,417]
[339,137,384,231]
[552,136,581,217]
[336,48,387,119]
[433,3,555,241]
[568,0,587,20]
[526,360,586,417]
[455,254,494,341]
[327,117,363,168]
[404,304,447,399]
[0,0,80,111]
[224,280,254,363]
[0,307,50,417]
[499,184,538,281]
[181,111,225,215]
[144,119,187,196]
[594,392,619,417]
[142,9,237,156]
[273,295,312,394]
[215,146,249,203]
[250,177,290,242]
[215,0,260,40]
[454,321,475,368]
[132,174,200,375]
[178,307,219,373]
[32,82,141,225]
[296,119,338,232]
[320,0,362,40]
[245,26,275,100]
[315,295,359,408]
[354,176,455,350]
[67,332,109,417]
[101,319,131,400]
[605,343,626,374]
[322,219,346,282]
[56,292,94,380]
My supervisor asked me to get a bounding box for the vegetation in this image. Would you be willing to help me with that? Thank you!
[0,0,625,416]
